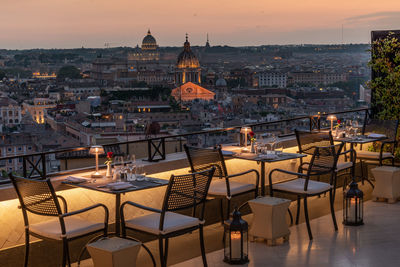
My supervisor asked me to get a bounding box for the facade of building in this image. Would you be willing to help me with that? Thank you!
[257,71,287,88]
[289,71,348,86]
[23,98,56,124]
[0,97,21,131]
[171,82,215,102]
[175,35,201,85]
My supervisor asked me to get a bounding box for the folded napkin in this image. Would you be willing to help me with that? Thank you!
[107,182,135,191]
[221,150,236,156]
[65,176,88,184]
[368,133,386,138]
[258,153,278,159]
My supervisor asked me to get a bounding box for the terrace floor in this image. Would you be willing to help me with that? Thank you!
[174,200,400,267]
[72,183,400,267]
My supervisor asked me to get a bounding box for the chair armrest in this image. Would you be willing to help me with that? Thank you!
[226,169,260,197]
[61,203,109,224]
[56,195,68,213]
[120,201,162,214]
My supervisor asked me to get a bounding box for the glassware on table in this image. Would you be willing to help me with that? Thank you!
[126,155,136,181]
[135,164,146,181]
[352,120,359,136]
[274,140,283,155]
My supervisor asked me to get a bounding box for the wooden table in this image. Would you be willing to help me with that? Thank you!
[222,147,306,196]
[62,177,169,236]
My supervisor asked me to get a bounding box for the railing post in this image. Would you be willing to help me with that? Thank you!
[23,156,27,178]
[147,140,152,162]
[126,142,130,156]
[309,116,313,132]
[161,138,166,160]
[41,153,46,179]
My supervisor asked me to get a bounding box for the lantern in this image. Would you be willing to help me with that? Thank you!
[224,208,249,264]
[343,181,364,226]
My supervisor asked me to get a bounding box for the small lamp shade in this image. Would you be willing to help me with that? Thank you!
[89,145,105,155]
[240,126,251,134]
[327,115,337,122]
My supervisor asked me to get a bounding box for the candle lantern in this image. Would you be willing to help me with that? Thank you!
[224,208,249,264]
[343,181,364,226]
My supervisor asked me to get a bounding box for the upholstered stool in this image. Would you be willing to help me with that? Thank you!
[371,166,400,204]
[248,196,291,246]
[87,237,141,267]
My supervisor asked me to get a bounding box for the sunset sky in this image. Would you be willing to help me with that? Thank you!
[1,0,400,49]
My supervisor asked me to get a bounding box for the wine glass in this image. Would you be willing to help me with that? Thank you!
[352,120,359,136]
[126,155,136,181]
[274,140,284,155]
[113,156,124,181]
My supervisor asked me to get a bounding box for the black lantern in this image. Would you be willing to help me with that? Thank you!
[343,181,364,226]
[224,208,249,264]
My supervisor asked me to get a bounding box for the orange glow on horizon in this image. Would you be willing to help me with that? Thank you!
[0,0,400,48]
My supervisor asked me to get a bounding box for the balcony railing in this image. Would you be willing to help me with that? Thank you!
[0,108,370,184]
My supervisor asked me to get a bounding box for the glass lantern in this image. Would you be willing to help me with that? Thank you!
[224,208,249,264]
[343,181,364,226]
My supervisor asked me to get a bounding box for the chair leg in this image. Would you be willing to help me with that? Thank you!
[24,229,29,267]
[303,197,313,240]
[295,196,301,225]
[329,189,338,231]
[226,198,231,221]
[360,160,365,185]
[164,238,169,266]
[159,237,165,267]
[62,238,71,267]
[199,225,208,267]
[288,208,294,226]
[220,198,224,225]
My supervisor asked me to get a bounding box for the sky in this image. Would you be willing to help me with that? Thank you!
[1,0,400,49]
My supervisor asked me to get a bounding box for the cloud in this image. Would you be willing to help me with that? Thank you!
[345,11,400,28]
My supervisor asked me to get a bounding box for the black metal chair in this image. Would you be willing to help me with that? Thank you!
[295,129,354,192]
[358,119,399,181]
[184,144,260,224]
[269,144,343,240]
[9,174,109,267]
[120,168,216,267]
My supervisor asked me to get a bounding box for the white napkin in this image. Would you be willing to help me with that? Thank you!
[368,133,386,138]
[65,176,87,184]
[107,182,134,190]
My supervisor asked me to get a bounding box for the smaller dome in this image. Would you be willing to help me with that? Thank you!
[216,78,227,87]
[142,30,157,51]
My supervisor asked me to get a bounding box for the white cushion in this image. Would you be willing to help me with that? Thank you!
[30,217,104,240]
[273,178,332,195]
[336,162,353,172]
[208,180,255,196]
[125,211,201,235]
[357,151,393,160]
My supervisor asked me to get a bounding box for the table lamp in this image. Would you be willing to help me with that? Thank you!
[327,115,337,131]
[240,126,251,152]
[89,145,105,178]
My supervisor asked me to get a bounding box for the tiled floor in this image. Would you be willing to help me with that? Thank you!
[173,200,400,267]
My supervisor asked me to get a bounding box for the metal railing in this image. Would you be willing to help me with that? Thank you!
[0,108,370,184]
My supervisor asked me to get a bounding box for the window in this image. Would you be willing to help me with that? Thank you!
[8,148,11,152]
[28,146,32,150]
[8,159,12,163]
[18,147,21,151]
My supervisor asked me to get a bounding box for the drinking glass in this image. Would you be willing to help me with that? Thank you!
[126,155,136,181]
[135,164,146,181]
[352,120,359,136]
[274,140,284,155]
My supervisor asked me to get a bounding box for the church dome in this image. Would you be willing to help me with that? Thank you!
[177,35,200,69]
[216,77,227,87]
[142,30,157,50]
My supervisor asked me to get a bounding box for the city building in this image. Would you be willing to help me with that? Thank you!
[128,30,160,61]
[171,82,215,102]
[23,98,56,124]
[0,97,21,131]
[175,35,201,85]
[257,71,287,88]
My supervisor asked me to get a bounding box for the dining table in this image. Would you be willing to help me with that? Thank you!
[335,134,387,187]
[221,146,306,196]
[62,176,169,236]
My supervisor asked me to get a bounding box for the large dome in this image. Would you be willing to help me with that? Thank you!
[142,30,157,51]
[216,77,227,87]
[177,35,200,69]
